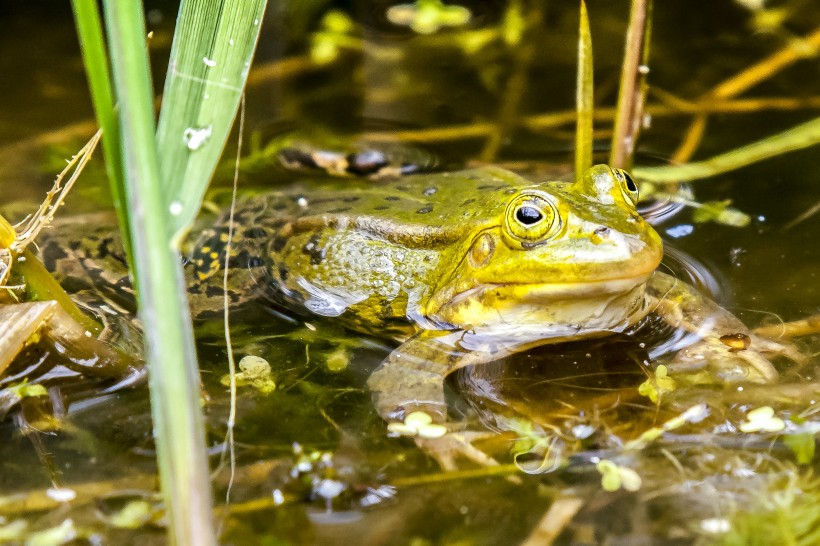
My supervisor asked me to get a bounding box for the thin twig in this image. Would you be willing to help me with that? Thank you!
[220,95,246,511]
[521,496,585,546]
[12,130,102,253]
[782,200,820,231]
[753,314,820,339]
[362,96,820,143]
[672,25,820,163]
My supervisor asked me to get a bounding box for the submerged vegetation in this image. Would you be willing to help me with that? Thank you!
[0,0,819,544]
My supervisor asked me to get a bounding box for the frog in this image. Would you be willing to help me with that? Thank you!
[38,163,784,467]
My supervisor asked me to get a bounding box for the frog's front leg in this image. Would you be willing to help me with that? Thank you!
[367,329,508,469]
[647,271,781,383]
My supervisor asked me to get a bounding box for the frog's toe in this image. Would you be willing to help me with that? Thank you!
[415,432,500,471]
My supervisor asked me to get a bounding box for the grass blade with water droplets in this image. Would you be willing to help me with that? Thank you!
[156,0,268,244]
[101,0,217,543]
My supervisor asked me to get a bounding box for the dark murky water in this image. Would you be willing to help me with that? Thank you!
[1,1,819,544]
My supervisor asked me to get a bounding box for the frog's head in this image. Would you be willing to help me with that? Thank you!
[427,165,663,337]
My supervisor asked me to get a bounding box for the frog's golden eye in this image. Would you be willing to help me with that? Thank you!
[613,168,639,206]
[504,192,560,245]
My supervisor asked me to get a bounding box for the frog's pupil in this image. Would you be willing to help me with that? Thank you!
[623,172,637,192]
[516,206,543,225]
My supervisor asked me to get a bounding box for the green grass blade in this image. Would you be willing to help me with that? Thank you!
[575,0,593,177]
[70,0,133,266]
[101,1,216,543]
[156,0,268,244]
[633,115,820,182]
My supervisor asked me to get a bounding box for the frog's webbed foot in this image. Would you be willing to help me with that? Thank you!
[647,272,792,384]
[368,330,478,422]
[368,330,509,469]
[667,333,778,383]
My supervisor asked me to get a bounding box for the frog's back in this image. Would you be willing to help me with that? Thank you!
[190,167,534,335]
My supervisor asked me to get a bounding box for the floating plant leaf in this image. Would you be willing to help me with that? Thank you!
[783,432,816,465]
[638,364,677,403]
[386,0,471,35]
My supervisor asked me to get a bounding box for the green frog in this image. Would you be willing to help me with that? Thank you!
[41,163,783,466]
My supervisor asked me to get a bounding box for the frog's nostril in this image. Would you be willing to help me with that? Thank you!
[469,233,495,268]
[594,226,610,237]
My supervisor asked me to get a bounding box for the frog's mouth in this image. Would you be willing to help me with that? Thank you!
[431,272,652,335]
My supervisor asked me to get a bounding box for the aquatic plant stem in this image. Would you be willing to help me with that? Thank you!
[609,0,652,170]
[633,115,820,182]
[753,313,820,338]
[672,25,820,163]
[0,131,102,333]
[11,249,101,335]
[574,0,593,176]
[101,1,216,544]
[5,91,819,163]
[521,496,585,546]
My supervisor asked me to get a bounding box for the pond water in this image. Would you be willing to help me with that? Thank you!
[1,1,819,544]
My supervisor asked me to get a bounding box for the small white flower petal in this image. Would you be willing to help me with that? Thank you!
[405,411,433,427]
[387,423,417,436]
[417,424,447,439]
[747,406,775,420]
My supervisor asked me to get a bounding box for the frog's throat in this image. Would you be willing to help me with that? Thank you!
[429,273,652,333]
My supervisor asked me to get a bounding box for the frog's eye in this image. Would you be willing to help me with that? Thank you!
[505,192,560,245]
[613,168,639,206]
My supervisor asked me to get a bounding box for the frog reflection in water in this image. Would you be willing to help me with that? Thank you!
[46,163,783,467]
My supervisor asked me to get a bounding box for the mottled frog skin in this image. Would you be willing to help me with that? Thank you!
[190,165,659,333]
[42,164,782,464]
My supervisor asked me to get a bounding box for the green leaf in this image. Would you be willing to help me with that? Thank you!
[692,200,750,227]
[502,0,525,46]
[155,0,268,244]
[221,355,277,394]
[386,0,472,35]
[9,380,48,399]
[637,364,676,403]
[784,432,816,464]
[101,0,224,542]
